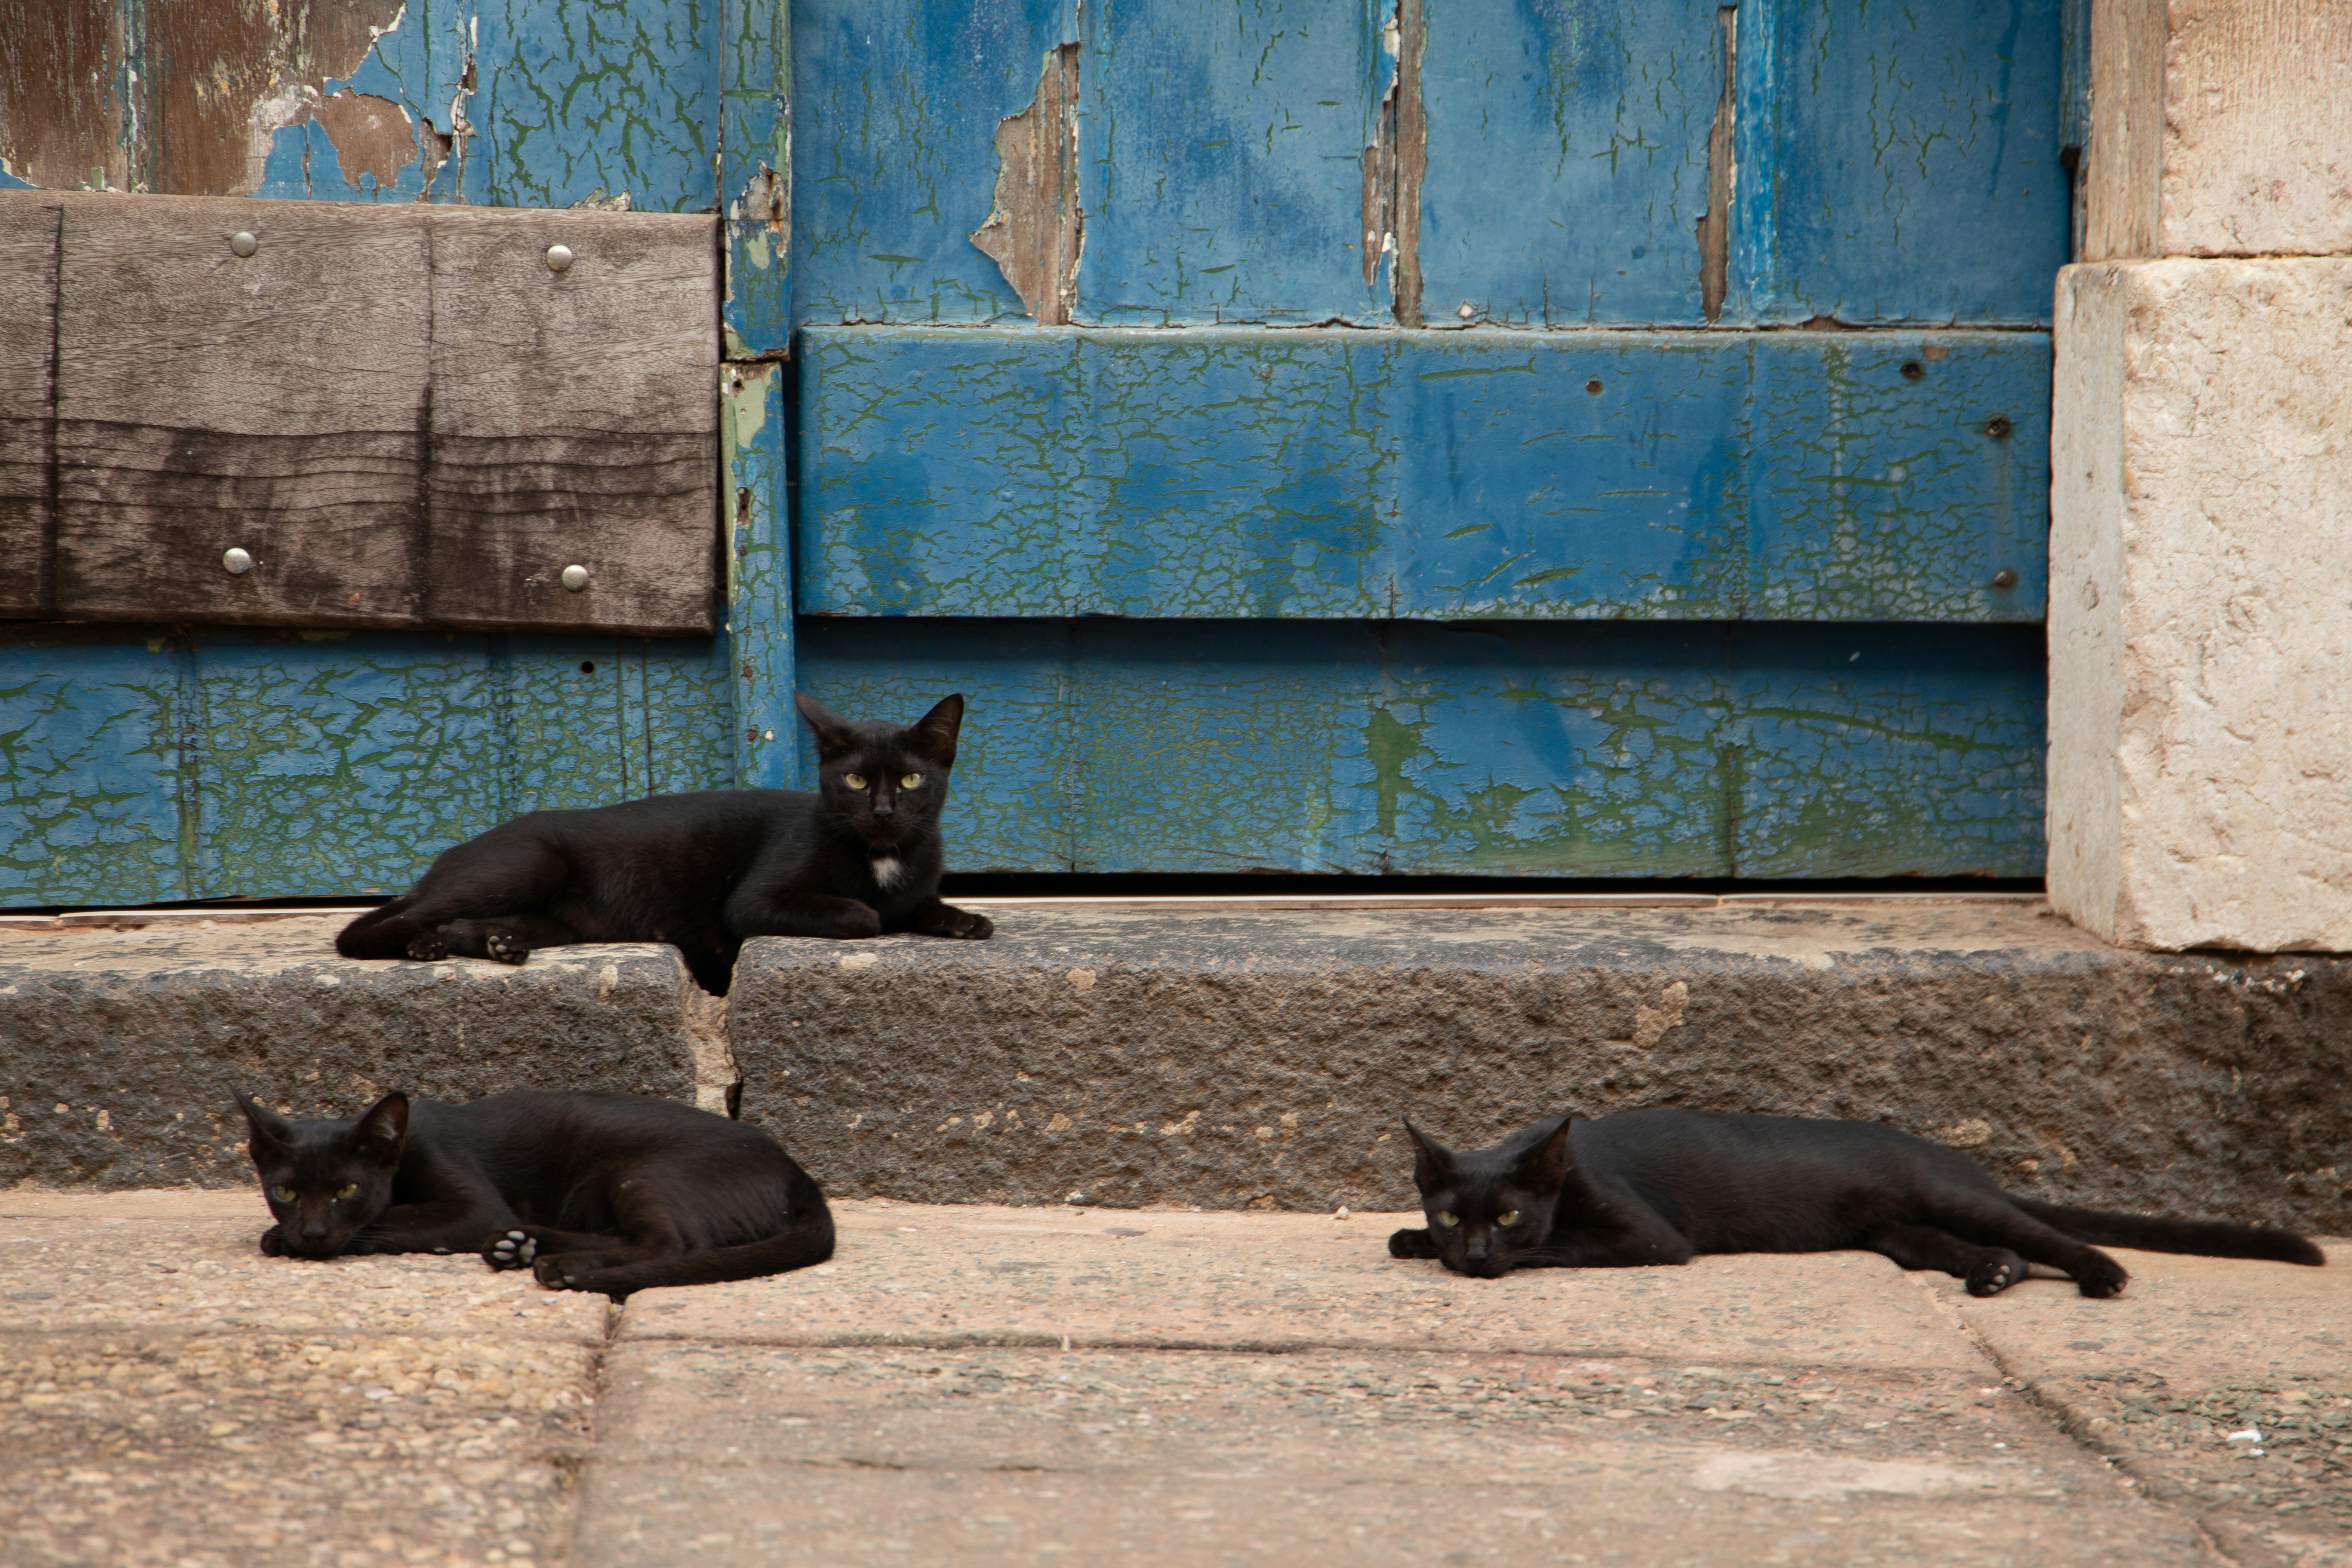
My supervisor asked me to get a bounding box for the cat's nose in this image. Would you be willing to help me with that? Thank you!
[1464,1234,1488,1261]
[872,796,895,818]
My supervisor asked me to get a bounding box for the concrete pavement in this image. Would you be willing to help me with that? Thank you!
[3,1191,2345,1566]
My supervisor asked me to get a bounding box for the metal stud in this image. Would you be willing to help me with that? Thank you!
[229,232,258,258]
[546,244,575,273]
[560,564,590,592]
[1991,569,2018,590]
[222,547,254,575]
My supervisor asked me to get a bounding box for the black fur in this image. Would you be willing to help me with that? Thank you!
[236,1088,834,1297]
[1390,1109,2325,1297]
[335,692,991,994]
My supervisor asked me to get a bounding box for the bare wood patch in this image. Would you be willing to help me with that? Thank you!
[145,0,404,196]
[0,0,123,191]
[1361,1,1427,323]
[969,44,1083,326]
[1695,7,1737,324]
[309,89,418,192]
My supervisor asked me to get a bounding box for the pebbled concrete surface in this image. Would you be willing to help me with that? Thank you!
[3,1193,2346,1568]
[729,900,2352,1228]
[0,918,731,1186]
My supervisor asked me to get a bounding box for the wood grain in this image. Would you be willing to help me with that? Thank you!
[0,197,58,615]
[0,0,124,192]
[424,208,719,635]
[52,193,432,627]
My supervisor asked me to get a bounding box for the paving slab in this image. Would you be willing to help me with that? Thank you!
[729,900,2352,1227]
[0,1191,611,1568]
[1926,1249,2352,1565]
[0,918,732,1185]
[619,1202,1980,1370]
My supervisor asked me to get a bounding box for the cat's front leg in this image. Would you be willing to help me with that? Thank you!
[257,1224,291,1257]
[1388,1227,1440,1259]
[904,898,993,940]
[348,1200,514,1257]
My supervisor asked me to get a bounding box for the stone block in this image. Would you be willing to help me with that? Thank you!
[2086,0,2352,260]
[0,918,728,1186]
[727,902,2352,1229]
[2048,258,2352,951]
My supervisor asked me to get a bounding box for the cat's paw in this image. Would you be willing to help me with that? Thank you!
[484,1229,539,1271]
[936,905,993,940]
[257,1224,291,1257]
[531,1255,581,1290]
[1966,1250,2029,1296]
[1388,1227,1439,1259]
[405,931,449,962]
[2074,1255,2130,1298]
[483,930,529,965]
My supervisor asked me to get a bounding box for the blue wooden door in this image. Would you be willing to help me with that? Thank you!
[0,0,2065,904]
[770,0,2063,878]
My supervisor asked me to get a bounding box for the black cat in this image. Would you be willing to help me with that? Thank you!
[1390,1109,2325,1296]
[336,692,992,995]
[236,1088,833,1296]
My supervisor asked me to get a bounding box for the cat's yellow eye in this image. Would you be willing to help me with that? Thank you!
[843,772,867,790]
[335,1185,358,1200]
[1437,1211,1460,1228]
[1496,1210,1522,1228]
[272,1186,297,1203]
[900,772,923,789]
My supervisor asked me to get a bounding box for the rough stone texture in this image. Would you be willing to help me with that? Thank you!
[0,1188,609,1568]
[2047,260,2352,953]
[728,901,2352,1229]
[2086,0,2352,261]
[9,1193,2348,1568]
[0,918,723,1187]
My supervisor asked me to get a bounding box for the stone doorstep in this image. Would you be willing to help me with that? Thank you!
[3,900,2347,1232]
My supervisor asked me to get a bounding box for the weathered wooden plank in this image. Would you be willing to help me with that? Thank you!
[0,197,57,615]
[1736,0,2068,325]
[0,615,2042,903]
[797,619,2048,879]
[1418,0,1722,327]
[790,0,1074,325]
[0,622,735,906]
[799,325,2049,622]
[1075,0,1384,325]
[722,0,791,355]
[724,361,799,787]
[0,0,125,193]
[423,208,720,635]
[51,193,433,628]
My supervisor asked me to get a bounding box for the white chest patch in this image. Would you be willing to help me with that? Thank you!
[870,856,903,890]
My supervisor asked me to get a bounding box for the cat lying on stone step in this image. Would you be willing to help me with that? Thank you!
[237,1088,833,1297]
[335,692,991,995]
[1390,1109,2325,1295]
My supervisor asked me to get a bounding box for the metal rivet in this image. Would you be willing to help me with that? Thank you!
[1991,569,2018,590]
[1985,414,2015,439]
[229,232,258,258]
[1585,379,1604,395]
[560,564,590,591]
[222,547,253,575]
[546,244,575,273]
[1899,360,1925,380]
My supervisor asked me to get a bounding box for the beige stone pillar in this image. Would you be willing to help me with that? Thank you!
[2047,0,2352,951]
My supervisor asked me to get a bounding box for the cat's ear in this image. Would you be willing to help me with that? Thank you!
[346,1092,410,1164]
[904,693,965,768]
[1402,1117,1455,1189]
[794,692,856,760]
[234,1090,293,1155]
[1514,1115,1575,1188]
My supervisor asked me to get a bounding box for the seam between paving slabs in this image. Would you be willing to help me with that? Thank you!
[1897,1271,2241,1565]
[545,1300,633,1563]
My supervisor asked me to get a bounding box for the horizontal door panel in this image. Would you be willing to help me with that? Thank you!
[50,195,433,628]
[798,617,2046,879]
[0,199,58,615]
[800,326,2049,622]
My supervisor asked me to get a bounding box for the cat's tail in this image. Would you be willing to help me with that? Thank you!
[563,1170,837,1297]
[2012,1198,2325,1266]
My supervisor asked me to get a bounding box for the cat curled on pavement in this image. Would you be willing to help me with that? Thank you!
[1390,1108,2325,1296]
[336,692,992,995]
[236,1088,833,1297]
